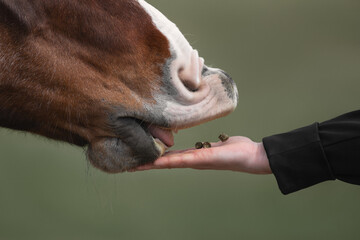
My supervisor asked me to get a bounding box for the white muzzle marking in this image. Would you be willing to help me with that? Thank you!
[138,0,238,129]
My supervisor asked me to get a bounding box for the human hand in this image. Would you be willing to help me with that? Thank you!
[135,136,272,174]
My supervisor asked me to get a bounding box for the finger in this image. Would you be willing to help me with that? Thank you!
[163,139,227,154]
[134,153,193,171]
[154,148,215,168]
[134,149,198,171]
[163,141,223,156]
[208,141,224,148]
[163,148,196,155]
[134,144,221,171]
[134,153,198,171]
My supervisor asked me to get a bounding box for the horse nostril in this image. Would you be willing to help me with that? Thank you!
[178,67,200,92]
[177,50,203,92]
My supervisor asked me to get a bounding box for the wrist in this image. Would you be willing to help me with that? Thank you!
[254,142,272,174]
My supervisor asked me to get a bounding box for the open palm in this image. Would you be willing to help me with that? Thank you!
[135,136,272,174]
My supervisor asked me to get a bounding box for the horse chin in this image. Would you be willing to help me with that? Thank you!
[86,137,160,173]
[86,117,171,173]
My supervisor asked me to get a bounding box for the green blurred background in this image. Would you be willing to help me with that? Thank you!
[1,0,360,239]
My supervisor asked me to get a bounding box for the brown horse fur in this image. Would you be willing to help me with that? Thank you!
[0,0,238,172]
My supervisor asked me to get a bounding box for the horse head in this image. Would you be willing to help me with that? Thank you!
[0,0,238,172]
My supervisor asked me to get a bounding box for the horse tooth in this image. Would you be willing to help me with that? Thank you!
[153,138,166,156]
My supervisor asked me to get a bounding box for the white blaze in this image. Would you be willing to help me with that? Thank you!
[137,0,204,100]
[137,0,193,61]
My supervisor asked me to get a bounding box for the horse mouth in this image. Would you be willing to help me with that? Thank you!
[86,67,238,173]
[146,123,175,155]
[86,117,177,173]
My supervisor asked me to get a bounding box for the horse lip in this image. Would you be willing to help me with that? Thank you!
[110,117,175,152]
[109,117,161,155]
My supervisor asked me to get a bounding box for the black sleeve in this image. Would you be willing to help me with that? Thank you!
[262,110,360,195]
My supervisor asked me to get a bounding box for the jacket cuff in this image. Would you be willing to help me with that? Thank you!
[263,123,335,194]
